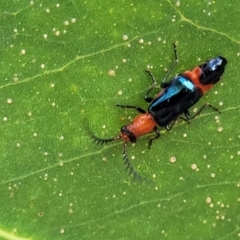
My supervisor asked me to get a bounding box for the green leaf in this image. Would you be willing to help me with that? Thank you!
[1,1,239,239]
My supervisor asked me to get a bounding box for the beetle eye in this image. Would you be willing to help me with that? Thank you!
[120,126,137,143]
[200,63,209,73]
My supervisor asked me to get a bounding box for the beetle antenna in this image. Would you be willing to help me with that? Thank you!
[92,135,121,145]
[123,142,140,179]
[162,42,178,83]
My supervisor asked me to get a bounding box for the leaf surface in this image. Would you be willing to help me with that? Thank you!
[0,1,239,239]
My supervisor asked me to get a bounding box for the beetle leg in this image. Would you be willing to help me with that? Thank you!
[115,104,146,114]
[165,119,177,131]
[179,110,191,123]
[165,116,191,131]
[145,43,179,102]
[144,69,158,103]
[184,103,220,120]
[148,127,160,148]
[183,110,191,119]
[179,115,191,124]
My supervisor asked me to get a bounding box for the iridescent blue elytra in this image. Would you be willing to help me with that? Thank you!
[148,75,201,126]
[149,76,195,109]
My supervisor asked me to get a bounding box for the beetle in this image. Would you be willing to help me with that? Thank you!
[144,45,227,130]
[92,44,227,177]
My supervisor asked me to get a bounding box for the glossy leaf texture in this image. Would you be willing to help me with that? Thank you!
[0,1,239,240]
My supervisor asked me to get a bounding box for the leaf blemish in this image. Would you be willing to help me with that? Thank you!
[71,18,76,23]
[171,15,176,23]
[20,49,26,55]
[117,90,122,96]
[40,63,45,69]
[7,98,13,104]
[122,35,128,41]
[206,196,212,204]
[38,211,44,217]
[191,164,199,171]
[108,69,116,76]
[170,156,176,163]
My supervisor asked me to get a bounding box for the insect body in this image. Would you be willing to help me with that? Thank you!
[145,45,227,130]
[92,44,227,177]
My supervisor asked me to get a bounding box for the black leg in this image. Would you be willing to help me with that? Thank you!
[182,110,191,120]
[165,119,177,131]
[115,104,146,114]
[183,103,220,120]
[148,127,160,148]
[144,43,179,102]
[144,70,158,103]
[165,116,190,131]
[178,115,191,124]
[165,115,190,131]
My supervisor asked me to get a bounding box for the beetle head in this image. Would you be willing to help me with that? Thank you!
[120,126,137,143]
[199,56,227,85]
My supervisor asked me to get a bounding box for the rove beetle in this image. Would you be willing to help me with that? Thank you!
[92,43,227,178]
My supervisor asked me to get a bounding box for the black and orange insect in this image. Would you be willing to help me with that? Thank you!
[92,44,227,177]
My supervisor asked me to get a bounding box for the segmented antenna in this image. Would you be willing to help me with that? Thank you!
[92,135,120,145]
[123,142,140,179]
